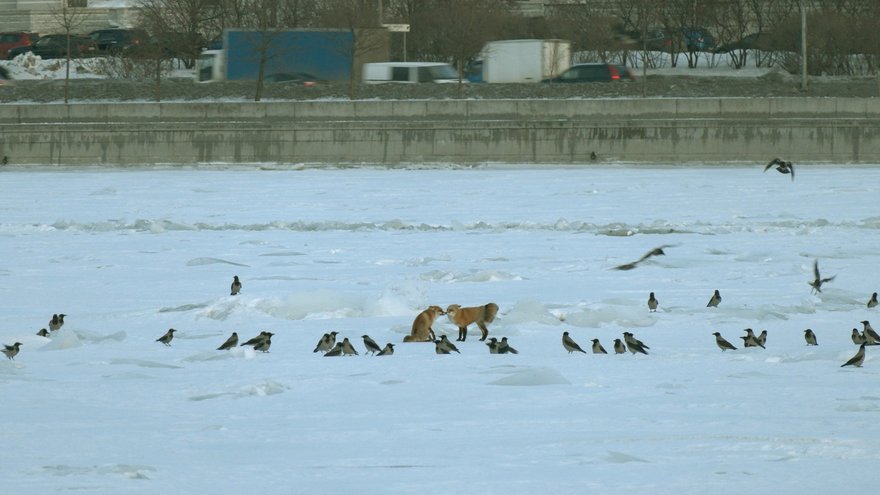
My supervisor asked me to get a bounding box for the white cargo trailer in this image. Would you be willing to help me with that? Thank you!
[474,39,571,83]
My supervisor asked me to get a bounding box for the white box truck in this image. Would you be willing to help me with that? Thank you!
[469,39,571,83]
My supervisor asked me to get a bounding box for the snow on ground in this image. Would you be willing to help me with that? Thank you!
[2,164,879,494]
[0,53,195,81]
[0,50,773,82]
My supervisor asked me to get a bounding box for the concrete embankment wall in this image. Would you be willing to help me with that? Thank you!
[1,98,878,165]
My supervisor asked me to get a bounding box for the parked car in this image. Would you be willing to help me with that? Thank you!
[542,63,635,83]
[641,29,675,52]
[264,72,320,86]
[6,34,92,60]
[715,33,773,53]
[614,27,674,52]
[682,27,716,52]
[0,32,39,59]
[87,28,148,54]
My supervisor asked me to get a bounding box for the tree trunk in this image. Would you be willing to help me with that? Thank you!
[154,58,162,102]
[255,51,267,102]
[64,34,71,104]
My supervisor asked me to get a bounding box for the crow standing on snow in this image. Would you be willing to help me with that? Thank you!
[217,332,238,350]
[156,328,176,346]
[562,332,586,354]
[803,329,818,346]
[841,344,866,368]
[707,290,722,308]
[230,275,242,296]
[647,292,659,312]
[362,335,382,355]
[3,342,23,360]
[713,332,737,351]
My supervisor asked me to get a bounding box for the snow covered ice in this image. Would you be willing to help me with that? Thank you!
[2,164,880,494]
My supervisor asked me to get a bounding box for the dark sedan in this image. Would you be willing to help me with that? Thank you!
[715,33,774,53]
[7,34,91,60]
[543,63,635,83]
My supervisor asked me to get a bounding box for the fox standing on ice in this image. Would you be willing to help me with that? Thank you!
[446,303,499,341]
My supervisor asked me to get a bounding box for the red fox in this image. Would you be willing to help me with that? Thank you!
[445,303,498,341]
[403,305,444,343]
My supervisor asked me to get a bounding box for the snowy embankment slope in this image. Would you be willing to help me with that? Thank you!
[1,165,879,494]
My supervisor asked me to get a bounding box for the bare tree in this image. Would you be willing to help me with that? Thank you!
[661,0,721,69]
[51,1,91,104]
[315,0,387,99]
[250,0,284,102]
[407,0,514,94]
[138,0,217,69]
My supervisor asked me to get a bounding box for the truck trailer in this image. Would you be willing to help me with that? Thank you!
[468,39,571,83]
[198,28,389,82]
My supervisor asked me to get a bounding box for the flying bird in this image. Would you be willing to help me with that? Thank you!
[217,332,239,350]
[591,339,608,354]
[562,331,586,354]
[764,158,794,180]
[707,290,722,308]
[713,332,737,351]
[804,329,818,346]
[156,328,176,346]
[362,335,382,355]
[614,245,674,271]
[809,260,835,294]
[868,292,878,309]
[2,342,23,360]
[377,343,395,356]
[647,292,658,312]
[841,343,866,368]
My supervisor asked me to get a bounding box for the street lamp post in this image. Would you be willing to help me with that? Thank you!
[801,4,808,91]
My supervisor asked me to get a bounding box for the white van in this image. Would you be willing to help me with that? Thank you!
[362,62,460,84]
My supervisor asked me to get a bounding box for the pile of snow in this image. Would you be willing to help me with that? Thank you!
[2,52,103,80]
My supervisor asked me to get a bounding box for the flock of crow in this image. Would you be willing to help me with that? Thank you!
[3,159,876,368]
[6,267,875,368]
